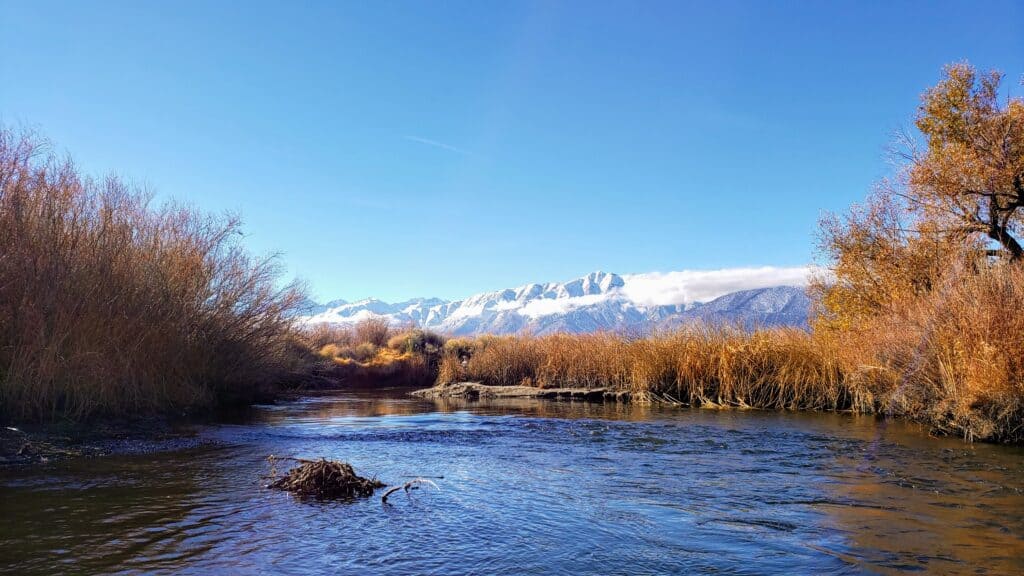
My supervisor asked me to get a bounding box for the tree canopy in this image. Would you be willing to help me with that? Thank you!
[814,63,1023,329]
[909,63,1024,261]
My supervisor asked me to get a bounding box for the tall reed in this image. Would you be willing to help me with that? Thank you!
[438,327,848,410]
[0,127,305,420]
[436,280,1024,444]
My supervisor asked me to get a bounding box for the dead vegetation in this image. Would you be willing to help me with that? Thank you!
[0,127,306,421]
[381,478,440,504]
[301,319,446,387]
[432,284,1024,443]
[435,328,848,412]
[266,456,385,500]
[265,456,441,504]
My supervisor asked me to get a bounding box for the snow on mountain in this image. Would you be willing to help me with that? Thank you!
[302,268,814,335]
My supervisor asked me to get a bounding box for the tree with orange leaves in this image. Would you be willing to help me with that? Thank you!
[908,63,1024,261]
[813,63,1022,329]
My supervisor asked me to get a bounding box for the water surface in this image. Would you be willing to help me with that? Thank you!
[2,389,1022,575]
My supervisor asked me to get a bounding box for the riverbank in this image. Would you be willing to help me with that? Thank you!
[433,327,1024,444]
[0,418,218,466]
[413,381,629,401]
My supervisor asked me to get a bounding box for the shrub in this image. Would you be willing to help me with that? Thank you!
[353,343,379,363]
[306,324,353,349]
[354,317,392,347]
[387,329,446,355]
[0,127,305,420]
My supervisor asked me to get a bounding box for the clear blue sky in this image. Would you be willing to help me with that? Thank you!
[2,1,1022,302]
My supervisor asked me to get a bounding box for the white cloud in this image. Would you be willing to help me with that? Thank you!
[519,293,609,318]
[621,267,813,307]
[493,300,522,312]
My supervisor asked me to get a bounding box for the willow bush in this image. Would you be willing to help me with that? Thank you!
[0,127,305,420]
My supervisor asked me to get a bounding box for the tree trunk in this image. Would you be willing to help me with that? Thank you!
[988,225,1024,262]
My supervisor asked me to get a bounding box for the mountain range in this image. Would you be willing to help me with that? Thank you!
[300,269,813,335]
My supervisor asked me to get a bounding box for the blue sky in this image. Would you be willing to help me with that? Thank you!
[2,1,1022,302]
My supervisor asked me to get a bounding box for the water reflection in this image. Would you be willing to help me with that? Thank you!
[2,389,1022,575]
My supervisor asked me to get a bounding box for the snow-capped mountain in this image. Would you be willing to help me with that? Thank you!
[301,269,813,335]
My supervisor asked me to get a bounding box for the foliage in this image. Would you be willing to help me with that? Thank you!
[0,127,305,420]
[808,63,1024,442]
[907,63,1024,261]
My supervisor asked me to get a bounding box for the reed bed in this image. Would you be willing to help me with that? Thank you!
[437,328,849,410]
[0,127,305,421]
[436,291,1024,443]
[822,261,1024,443]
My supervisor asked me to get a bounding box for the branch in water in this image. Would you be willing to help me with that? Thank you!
[382,478,440,504]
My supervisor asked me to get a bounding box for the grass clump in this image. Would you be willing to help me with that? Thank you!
[303,319,446,387]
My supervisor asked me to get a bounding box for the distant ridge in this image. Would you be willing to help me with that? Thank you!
[301,269,812,335]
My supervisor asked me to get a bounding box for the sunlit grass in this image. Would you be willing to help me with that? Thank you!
[0,127,305,420]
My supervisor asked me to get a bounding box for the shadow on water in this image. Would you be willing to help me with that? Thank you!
[2,388,1022,575]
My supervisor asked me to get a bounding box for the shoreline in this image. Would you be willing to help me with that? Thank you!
[0,417,218,467]
[412,381,630,401]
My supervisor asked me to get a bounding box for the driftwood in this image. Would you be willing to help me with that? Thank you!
[381,478,440,504]
[412,382,628,401]
[265,456,441,505]
[266,456,384,500]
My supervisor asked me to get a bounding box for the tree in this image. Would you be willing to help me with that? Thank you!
[811,191,957,329]
[907,63,1024,261]
[812,63,1018,328]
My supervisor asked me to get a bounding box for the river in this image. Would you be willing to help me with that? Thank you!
[2,389,1022,575]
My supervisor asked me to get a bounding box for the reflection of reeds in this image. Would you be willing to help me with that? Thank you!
[0,128,304,421]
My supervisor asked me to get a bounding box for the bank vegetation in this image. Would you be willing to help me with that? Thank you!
[432,63,1024,443]
[3,63,1021,444]
[0,127,306,421]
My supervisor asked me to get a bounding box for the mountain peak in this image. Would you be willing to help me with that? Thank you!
[302,268,811,335]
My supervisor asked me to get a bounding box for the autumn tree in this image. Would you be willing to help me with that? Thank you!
[907,63,1024,261]
[813,63,1022,329]
[811,192,953,329]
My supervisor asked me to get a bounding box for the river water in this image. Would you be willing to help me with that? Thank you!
[1,389,1022,575]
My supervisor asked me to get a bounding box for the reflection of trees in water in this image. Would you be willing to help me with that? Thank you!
[258,392,437,422]
[257,390,661,422]
[429,397,660,421]
[817,426,1024,575]
[0,451,212,575]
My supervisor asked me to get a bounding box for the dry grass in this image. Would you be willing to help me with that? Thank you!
[823,260,1024,442]
[0,127,305,421]
[436,274,1024,444]
[437,328,848,411]
[302,320,445,387]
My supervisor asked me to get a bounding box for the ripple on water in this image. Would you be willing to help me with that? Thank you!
[1,391,1023,575]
